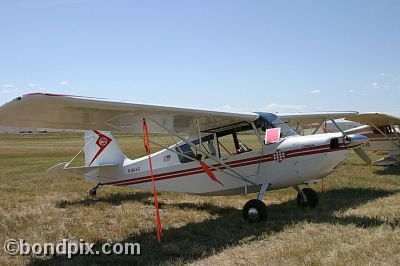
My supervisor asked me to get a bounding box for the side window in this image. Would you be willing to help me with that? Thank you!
[237,130,260,151]
[217,131,259,158]
[174,126,262,162]
[217,134,236,158]
[176,144,196,163]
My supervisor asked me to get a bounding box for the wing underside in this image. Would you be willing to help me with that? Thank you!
[278,111,359,127]
[344,113,400,127]
[0,93,259,134]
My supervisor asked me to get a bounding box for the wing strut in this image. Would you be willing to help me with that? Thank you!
[329,116,346,137]
[146,116,257,186]
[312,119,326,135]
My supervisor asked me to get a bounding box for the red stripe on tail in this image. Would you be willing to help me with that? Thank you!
[89,130,112,166]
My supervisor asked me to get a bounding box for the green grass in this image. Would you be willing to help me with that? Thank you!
[0,133,399,265]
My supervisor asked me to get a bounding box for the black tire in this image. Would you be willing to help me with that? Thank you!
[89,188,97,196]
[242,199,268,222]
[297,188,319,208]
[296,193,308,207]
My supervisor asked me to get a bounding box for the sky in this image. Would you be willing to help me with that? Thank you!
[1,0,399,116]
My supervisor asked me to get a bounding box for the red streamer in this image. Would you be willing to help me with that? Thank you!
[142,118,163,243]
[199,161,224,186]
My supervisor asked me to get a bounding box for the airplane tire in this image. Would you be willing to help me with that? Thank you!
[89,188,97,196]
[242,199,268,222]
[297,188,319,208]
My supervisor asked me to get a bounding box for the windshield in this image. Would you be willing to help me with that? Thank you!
[256,112,298,138]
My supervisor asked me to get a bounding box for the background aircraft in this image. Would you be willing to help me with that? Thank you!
[344,113,400,166]
[280,112,400,166]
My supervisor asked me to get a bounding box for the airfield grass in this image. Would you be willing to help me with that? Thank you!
[0,133,399,266]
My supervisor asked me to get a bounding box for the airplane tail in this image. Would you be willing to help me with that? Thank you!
[84,130,126,166]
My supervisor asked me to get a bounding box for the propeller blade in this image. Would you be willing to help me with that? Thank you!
[354,146,372,165]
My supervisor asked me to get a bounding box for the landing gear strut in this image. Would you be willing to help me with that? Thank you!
[242,183,269,222]
[294,186,319,208]
[88,184,101,196]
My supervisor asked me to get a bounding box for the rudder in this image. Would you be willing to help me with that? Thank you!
[84,130,126,166]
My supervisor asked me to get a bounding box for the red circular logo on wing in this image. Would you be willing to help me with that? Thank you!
[99,137,109,147]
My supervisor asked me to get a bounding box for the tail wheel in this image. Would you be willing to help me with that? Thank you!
[297,188,319,208]
[88,188,97,196]
[242,199,268,222]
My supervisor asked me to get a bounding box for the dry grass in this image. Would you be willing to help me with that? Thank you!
[0,133,399,266]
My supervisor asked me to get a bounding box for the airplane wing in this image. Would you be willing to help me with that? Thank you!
[344,113,400,126]
[277,111,358,127]
[0,93,259,134]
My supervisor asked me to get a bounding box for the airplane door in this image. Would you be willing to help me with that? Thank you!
[215,132,262,177]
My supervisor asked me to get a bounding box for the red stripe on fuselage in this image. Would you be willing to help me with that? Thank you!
[102,144,344,187]
[116,147,346,186]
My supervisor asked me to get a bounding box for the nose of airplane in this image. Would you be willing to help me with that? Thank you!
[345,134,369,148]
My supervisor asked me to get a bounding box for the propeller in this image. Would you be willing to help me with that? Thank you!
[328,118,372,165]
[354,146,372,164]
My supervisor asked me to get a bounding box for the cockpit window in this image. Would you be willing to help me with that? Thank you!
[175,126,261,162]
[269,117,298,138]
[175,144,196,163]
[256,112,297,139]
[174,113,298,163]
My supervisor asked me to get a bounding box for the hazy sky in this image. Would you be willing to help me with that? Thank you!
[1,0,399,115]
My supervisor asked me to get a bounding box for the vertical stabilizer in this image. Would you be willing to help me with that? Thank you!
[84,130,126,166]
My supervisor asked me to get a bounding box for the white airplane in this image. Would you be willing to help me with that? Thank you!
[0,93,368,224]
[344,113,400,166]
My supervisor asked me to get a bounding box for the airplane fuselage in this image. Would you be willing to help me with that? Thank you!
[87,133,352,196]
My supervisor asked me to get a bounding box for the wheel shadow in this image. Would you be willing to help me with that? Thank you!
[31,188,398,265]
[374,164,400,175]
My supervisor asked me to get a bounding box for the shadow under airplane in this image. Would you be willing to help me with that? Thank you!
[31,188,399,266]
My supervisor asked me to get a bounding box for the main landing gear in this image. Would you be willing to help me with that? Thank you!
[88,184,101,196]
[242,184,320,222]
[294,186,319,208]
[242,183,269,222]
[242,199,268,222]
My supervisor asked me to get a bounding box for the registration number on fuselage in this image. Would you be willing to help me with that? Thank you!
[127,167,141,174]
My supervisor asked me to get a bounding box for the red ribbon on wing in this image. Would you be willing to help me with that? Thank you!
[199,161,224,186]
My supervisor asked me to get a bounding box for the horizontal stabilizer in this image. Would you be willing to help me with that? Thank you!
[46,162,119,176]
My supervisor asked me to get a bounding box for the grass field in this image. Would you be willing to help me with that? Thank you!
[0,133,399,265]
